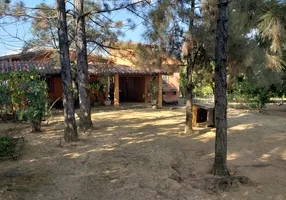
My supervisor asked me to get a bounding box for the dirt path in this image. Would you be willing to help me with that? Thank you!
[0,105,285,200]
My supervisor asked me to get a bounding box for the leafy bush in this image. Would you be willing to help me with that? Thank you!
[179,66,187,97]
[148,76,158,101]
[194,85,213,97]
[0,137,16,157]
[88,79,106,102]
[0,81,12,114]
[179,64,214,98]
[228,78,271,110]
[25,79,49,122]
[0,71,50,131]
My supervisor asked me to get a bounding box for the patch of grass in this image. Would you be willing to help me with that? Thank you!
[0,137,16,157]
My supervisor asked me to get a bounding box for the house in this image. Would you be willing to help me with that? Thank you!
[0,44,181,108]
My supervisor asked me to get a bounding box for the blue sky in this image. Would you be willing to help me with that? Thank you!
[0,0,145,55]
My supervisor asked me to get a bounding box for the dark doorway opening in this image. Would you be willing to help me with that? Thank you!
[197,108,208,123]
[119,77,145,102]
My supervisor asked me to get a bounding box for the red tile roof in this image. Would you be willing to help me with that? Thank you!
[88,64,168,75]
[0,61,59,75]
[0,61,169,75]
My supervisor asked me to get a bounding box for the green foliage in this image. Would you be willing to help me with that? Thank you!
[0,80,11,113]
[193,62,215,97]
[147,76,158,100]
[266,69,286,98]
[28,3,58,49]
[26,0,138,54]
[88,76,109,101]
[88,76,109,91]
[179,66,187,97]
[228,77,272,110]
[0,137,16,157]
[194,85,213,97]
[88,81,102,91]
[144,0,286,102]
[230,0,286,71]
[0,74,14,116]
[180,63,214,98]
[0,71,50,124]
[24,79,50,122]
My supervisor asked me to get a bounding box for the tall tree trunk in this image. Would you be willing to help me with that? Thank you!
[185,0,195,134]
[30,120,41,133]
[74,0,93,131]
[212,0,229,176]
[56,0,78,142]
[185,59,193,134]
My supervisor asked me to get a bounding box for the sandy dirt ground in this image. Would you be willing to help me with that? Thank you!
[0,104,285,200]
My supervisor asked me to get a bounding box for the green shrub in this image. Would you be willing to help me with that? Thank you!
[148,76,158,101]
[0,74,12,116]
[25,79,50,122]
[0,137,16,157]
[228,79,271,110]
[6,71,50,131]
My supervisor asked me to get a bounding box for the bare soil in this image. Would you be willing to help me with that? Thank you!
[0,104,285,200]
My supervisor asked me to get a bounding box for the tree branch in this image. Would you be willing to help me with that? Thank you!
[82,0,149,17]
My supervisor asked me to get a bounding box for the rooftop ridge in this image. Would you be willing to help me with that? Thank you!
[0,61,169,76]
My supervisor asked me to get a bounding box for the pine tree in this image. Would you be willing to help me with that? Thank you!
[230,0,286,70]
[212,0,229,176]
[183,0,195,134]
[74,0,93,131]
[56,0,78,142]
[141,0,214,134]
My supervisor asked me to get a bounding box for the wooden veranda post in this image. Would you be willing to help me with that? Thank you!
[157,74,163,109]
[114,74,119,107]
[192,105,198,127]
[144,76,149,103]
[105,76,110,100]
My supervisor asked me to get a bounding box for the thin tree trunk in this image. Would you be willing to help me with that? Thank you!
[56,0,78,142]
[185,0,195,134]
[30,120,41,132]
[212,0,229,176]
[74,0,93,131]
[185,60,193,134]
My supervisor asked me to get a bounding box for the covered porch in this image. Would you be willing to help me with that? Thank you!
[88,64,168,108]
[112,74,163,108]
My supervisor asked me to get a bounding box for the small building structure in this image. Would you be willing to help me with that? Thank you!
[0,44,181,108]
